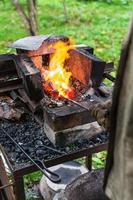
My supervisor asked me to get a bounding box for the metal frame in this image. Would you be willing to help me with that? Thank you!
[0,142,108,200]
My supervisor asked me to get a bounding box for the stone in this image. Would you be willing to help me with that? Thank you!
[39,161,88,200]
[44,121,103,146]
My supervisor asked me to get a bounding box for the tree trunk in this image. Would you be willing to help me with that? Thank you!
[27,0,38,35]
[12,0,38,36]
[62,0,68,23]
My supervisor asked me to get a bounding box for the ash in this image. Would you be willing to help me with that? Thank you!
[0,114,109,169]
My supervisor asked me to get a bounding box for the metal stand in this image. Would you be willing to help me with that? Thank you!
[0,142,108,200]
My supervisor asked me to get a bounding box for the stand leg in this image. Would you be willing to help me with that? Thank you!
[85,155,92,171]
[13,174,26,200]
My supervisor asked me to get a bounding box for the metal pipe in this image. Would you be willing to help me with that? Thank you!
[34,144,63,155]
[67,98,92,112]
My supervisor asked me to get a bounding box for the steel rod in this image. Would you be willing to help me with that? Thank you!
[35,144,63,155]
[0,144,14,172]
[68,98,92,112]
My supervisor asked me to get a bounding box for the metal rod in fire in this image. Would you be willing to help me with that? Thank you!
[67,98,92,112]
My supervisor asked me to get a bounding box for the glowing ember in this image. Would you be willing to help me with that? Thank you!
[44,40,75,99]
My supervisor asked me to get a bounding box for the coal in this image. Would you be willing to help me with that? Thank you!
[0,113,109,169]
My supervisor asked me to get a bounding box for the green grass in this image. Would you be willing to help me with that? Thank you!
[0,0,132,66]
[92,151,107,169]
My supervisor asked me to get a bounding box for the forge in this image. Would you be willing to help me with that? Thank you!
[0,35,113,146]
[0,35,115,200]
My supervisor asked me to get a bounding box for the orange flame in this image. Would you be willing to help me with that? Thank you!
[44,40,75,99]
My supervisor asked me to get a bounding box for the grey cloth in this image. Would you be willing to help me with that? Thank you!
[105,17,133,200]
[10,35,50,50]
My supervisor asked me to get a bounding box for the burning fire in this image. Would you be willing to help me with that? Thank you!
[43,40,75,99]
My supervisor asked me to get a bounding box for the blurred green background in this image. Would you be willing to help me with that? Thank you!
[0,0,132,66]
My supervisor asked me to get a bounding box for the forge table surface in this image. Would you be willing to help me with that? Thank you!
[0,113,109,171]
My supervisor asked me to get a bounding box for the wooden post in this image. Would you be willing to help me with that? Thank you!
[0,156,15,200]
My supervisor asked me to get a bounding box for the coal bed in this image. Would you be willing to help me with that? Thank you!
[0,113,109,170]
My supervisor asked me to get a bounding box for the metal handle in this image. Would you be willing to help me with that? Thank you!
[34,159,61,183]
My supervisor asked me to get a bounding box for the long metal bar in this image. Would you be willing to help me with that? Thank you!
[68,98,92,112]
[0,127,61,183]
